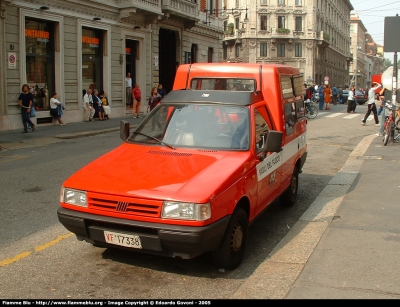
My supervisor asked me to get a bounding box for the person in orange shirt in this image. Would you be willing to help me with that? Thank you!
[132,83,142,118]
[324,84,332,110]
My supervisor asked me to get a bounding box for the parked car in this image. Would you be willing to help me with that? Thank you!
[341,90,349,104]
[355,90,368,104]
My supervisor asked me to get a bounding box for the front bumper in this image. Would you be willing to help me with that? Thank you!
[57,207,230,259]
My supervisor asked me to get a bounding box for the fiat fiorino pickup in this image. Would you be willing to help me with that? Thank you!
[57,63,307,269]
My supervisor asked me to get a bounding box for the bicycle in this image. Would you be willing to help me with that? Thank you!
[305,98,318,119]
[382,101,400,146]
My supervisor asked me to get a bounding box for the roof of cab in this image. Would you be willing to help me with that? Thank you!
[161,89,264,106]
[173,63,301,92]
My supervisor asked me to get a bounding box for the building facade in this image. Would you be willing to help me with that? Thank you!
[219,0,353,87]
[0,0,223,131]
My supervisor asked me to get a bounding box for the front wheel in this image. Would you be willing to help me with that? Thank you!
[280,166,299,207]
[306,105,318,119]
[383,121,394,146]
[212,207,248,270]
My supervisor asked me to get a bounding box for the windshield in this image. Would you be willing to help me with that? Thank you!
[128,104,250,150]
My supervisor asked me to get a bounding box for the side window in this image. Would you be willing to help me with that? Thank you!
[254,107,271,151]
[284,102,295,135]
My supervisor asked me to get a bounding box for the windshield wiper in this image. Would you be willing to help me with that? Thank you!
[132,132,175,150]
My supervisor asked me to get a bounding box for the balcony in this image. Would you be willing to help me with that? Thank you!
[161,0,200,29]
[271,28,292,39]
[117,0,163,24]
[316,31,330,48]
[223,28,242,43]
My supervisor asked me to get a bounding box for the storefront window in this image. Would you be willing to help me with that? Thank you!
[82,28,103,91]
[25,18,55,109]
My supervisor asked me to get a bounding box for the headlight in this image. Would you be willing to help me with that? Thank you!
[60,187,88,207]
[161,201,211,221]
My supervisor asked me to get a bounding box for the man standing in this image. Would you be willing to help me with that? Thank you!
[361,82,381,126]
[126,72,132,106]
[132,83,142,118]
[338,85,343,104]
[157,83,167,98]
[331,84,338,105]
[83,88,95,122]
[318,84,325,110]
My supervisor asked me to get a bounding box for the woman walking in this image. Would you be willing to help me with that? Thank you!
[347,86,355,113]
[147,87,162,130]
[18,84,36,133]
[50,92,65,126]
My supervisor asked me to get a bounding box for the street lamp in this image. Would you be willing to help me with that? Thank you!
[203,7,249,26]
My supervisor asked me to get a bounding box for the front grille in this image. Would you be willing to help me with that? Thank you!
[88,193,162,218]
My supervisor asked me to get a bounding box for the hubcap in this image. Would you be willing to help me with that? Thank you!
[230,223,243,254]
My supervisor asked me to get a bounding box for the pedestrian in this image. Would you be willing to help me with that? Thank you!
[147,86,162,113]
[92,89,105,121]
[83,88,95,122]
[347,86,355,113]
[331,84,338,105]
[361,81,381,126]
[338,85,343,104]
[147,86,162,130]
[126,72,132,106]
[376,88,388,136]
[324,84,331,110]
[377,88,386,117]
[157,83,167,98]
[318,84,325,110]
[132,83,142,118]
[18,84,36,133]
[99,90,111,120]
[50,92,65,126]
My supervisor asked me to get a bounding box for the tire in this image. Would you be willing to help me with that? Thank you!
[383,122,394,146]
[280,166,299,207]
[212,207,248,270]
[306,105,318,119]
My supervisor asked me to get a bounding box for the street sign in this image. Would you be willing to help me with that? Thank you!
[324,76,329,81]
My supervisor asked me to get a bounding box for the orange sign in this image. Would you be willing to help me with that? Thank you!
[126,48,131,53]
[82,36,99,45]
[25,29,50,39]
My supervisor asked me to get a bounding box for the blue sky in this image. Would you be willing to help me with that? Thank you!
[350,0,400,61]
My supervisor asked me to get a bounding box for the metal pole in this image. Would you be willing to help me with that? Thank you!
[355,46,358,89]
[392,52,398,137]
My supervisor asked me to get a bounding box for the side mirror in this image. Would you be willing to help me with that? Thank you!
[120,120,130,141]
[264,130,283,153]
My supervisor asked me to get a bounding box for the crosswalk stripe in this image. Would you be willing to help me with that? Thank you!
[325,113,344,118]
[343,114,360,119]
[317,113,376,121]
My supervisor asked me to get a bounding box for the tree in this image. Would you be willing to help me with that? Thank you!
[384,58,392,71]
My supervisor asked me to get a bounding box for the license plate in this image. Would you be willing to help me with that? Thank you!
[104,231,142,249]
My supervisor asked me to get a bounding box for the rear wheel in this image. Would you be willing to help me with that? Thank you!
[306,105,318,119]
[212,207,248,270]
[280,166,299,207]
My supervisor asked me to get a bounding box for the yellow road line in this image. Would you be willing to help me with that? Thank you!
[35,233,74,252]
[0,156,30,163]
[0,251,32,266]
[0,233,73,267]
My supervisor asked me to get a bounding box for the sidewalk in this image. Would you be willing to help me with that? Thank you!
[0,116,142,151]
[234,134,400,299]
